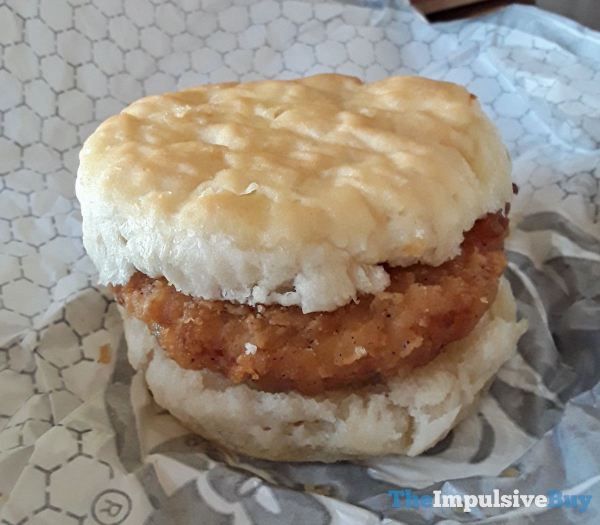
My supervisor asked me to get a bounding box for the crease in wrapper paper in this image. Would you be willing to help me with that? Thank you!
[0,0,598,523]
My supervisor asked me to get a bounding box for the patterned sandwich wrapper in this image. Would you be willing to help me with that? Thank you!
[0,0,599,523]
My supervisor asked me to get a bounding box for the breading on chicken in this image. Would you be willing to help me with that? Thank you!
[114,212,508,395]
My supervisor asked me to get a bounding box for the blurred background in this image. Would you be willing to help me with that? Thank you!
[415,0,600,29]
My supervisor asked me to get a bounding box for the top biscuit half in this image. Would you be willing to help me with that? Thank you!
[76,74,512,313]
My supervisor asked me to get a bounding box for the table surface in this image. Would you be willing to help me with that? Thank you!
[537,0,599,30]
[415,0,600,29]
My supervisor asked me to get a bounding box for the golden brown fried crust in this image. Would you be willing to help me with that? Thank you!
[113,213,509,395]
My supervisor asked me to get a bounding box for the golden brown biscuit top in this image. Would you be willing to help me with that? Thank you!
[77,74,512,312]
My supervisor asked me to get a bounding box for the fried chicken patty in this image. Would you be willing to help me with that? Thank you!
[114,212,508,395]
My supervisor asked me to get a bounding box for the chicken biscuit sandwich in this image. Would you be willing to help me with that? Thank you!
[76,74,527,461]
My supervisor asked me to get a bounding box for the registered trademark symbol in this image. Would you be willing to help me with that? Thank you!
[91,489,132,525]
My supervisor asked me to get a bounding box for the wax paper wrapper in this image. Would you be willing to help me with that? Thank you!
[0,0,599,523]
